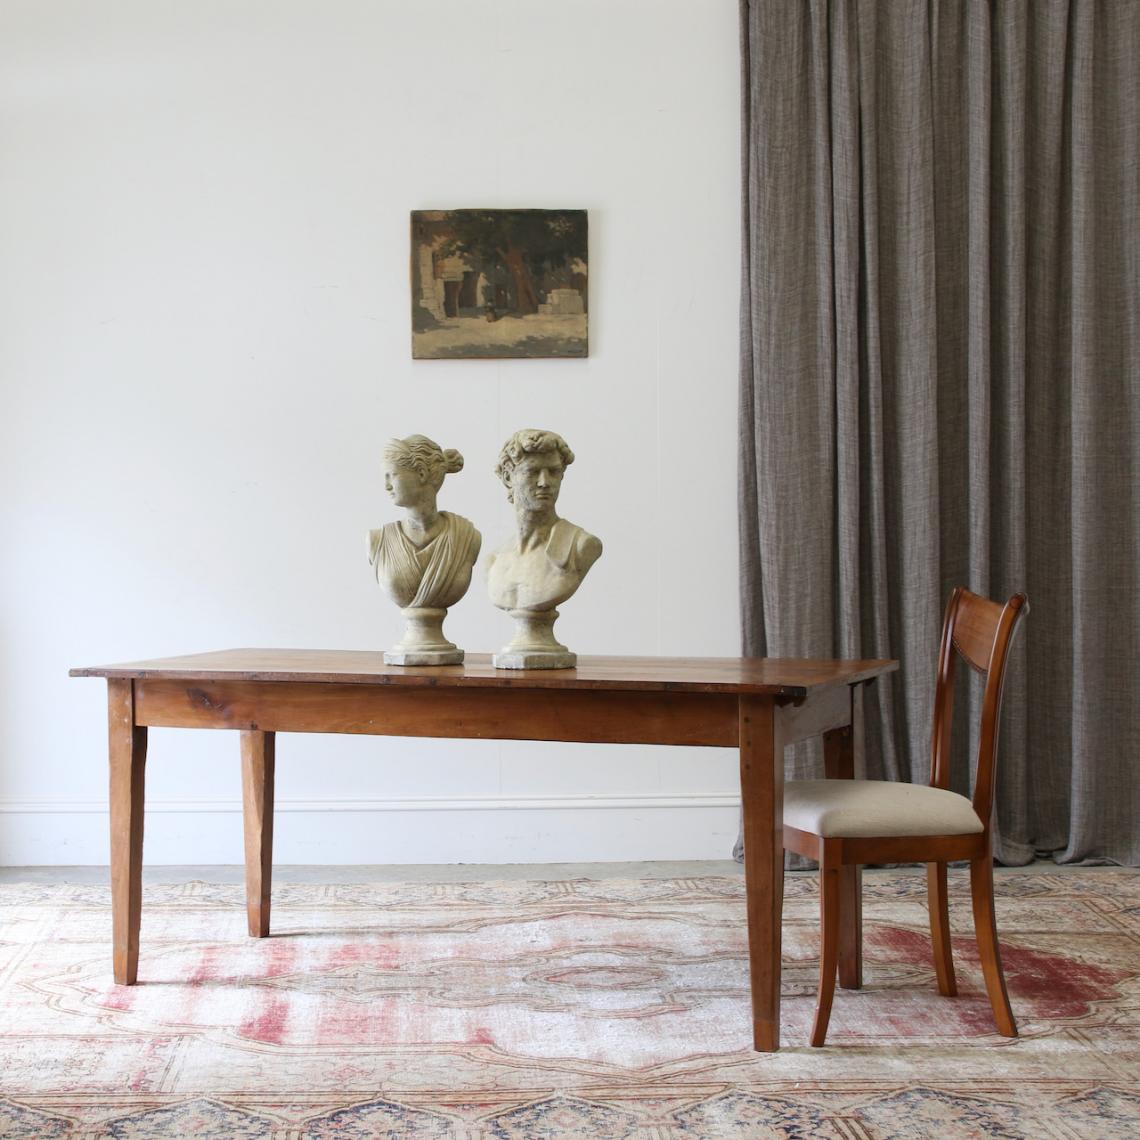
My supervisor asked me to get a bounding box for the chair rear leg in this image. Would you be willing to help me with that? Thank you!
[969,856,1017,1037]
[926,860,957,996]
[811,846,842,1047]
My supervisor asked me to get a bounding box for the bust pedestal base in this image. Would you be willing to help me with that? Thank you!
[493,609,576,670]
[384,607,463,667]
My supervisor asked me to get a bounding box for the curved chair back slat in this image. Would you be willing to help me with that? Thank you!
[971,592,1029,826]
[929,588,1029,821]
[951,593,1007,674]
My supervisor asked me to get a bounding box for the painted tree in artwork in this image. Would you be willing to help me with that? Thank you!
[436,210,587,315]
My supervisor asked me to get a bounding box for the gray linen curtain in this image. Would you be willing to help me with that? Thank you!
[738,0,1139,865]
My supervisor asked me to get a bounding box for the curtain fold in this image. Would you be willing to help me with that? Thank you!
[738,0,1139,866]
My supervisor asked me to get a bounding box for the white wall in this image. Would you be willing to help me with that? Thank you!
[0,0,742,864]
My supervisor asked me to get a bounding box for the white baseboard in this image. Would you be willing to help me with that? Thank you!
[0,793,741,865]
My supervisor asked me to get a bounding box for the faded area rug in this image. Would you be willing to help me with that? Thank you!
[1,869,1138,1138]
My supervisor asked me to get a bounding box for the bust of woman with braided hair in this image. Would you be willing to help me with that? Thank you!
[367,434,481,665]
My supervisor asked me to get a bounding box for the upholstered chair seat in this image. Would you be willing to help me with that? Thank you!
[783,780,984,839]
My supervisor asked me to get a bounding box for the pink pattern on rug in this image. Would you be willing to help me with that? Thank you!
[837,924,1135,1039]
[3,871,1138,1138]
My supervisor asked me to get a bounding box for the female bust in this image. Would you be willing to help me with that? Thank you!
[486,428,602,668]
[367,435,481,665]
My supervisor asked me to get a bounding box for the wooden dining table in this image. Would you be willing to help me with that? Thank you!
[70,649,896,1052]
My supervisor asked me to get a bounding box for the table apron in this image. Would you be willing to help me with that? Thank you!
[132,678,744,747]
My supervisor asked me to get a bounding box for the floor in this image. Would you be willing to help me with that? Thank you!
[0,861,744,885]
[0,860,1093,886]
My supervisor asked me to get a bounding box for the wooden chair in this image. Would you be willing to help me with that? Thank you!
[783,587,1029,1046]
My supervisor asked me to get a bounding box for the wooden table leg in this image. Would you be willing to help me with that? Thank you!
[739,694,783,1051]
[108,678,146,985]
[241,730,276,937]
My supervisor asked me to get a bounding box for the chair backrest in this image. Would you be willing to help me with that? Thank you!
[929,587,1029,828]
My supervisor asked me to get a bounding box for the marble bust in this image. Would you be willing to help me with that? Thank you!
[367,435,481,665]
[486,428,602,669]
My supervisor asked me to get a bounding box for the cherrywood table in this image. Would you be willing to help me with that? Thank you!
[70,649,896,1051]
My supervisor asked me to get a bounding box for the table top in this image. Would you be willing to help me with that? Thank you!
[71,649,897,698]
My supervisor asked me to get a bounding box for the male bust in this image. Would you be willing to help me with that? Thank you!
[486,429,602,668]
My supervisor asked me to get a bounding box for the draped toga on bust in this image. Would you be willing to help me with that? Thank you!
[368,512,481,610]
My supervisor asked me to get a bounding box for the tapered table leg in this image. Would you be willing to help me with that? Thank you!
[241,730,276,937]
[108,678,146,984]
[739,694,783,1051]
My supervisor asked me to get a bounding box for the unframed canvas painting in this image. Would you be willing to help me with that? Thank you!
[411,209,588,359]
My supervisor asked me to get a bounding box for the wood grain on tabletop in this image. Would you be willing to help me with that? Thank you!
[71,649,898,695]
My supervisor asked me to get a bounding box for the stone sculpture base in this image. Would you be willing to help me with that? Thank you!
[384,606,464,667]
[493,608,577,670]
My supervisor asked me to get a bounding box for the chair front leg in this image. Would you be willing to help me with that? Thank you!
[927,860,957,996]
[811,841,842,1047]
[838,863,862,989]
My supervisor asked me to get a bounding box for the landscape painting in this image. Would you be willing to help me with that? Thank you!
[411,209,588,359]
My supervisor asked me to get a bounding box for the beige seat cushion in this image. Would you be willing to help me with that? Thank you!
[783,779,984,839]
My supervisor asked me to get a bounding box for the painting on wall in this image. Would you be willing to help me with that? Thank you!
[411,209,588,359]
